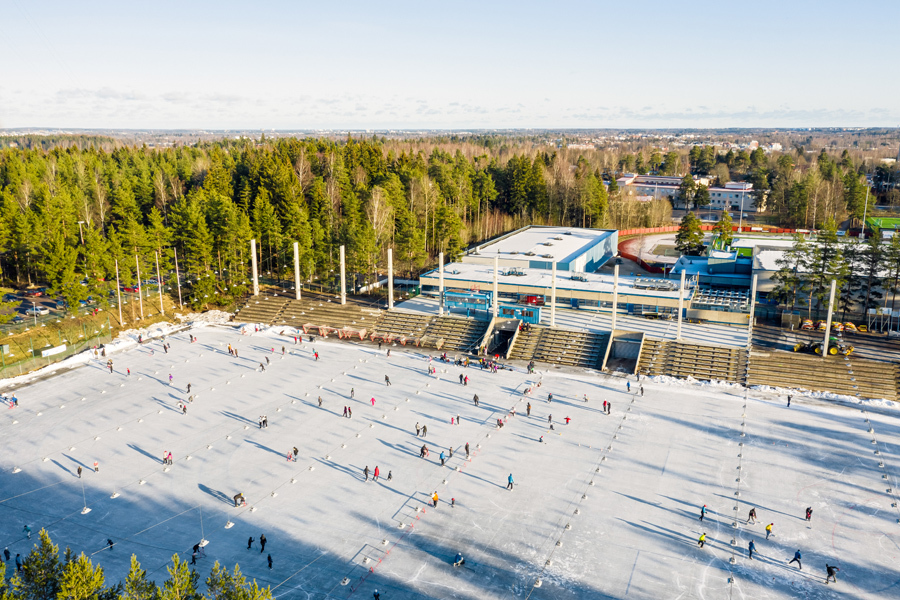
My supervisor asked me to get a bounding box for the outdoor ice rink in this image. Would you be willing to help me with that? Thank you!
[1,322,898,600]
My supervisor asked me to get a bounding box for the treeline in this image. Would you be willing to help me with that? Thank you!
[0,529,271,600]
[0,136,632,310]
[772,220,900,318]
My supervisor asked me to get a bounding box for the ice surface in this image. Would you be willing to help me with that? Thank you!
[1,321,898,599]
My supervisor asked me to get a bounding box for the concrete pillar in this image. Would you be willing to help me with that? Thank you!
[611,264,619,332]
[135,255,144,319]
[339,245,347,305]
[550,261,557,327]
[293,242,301,300]
[822,279,837,357]
[250,239,259,296]
[387,248,394,310]
[747,273,758,342]
[492,255,499,319]
[438,252,445,316]
[676,270,686,340]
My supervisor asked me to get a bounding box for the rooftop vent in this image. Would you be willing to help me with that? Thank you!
[541,254,553,259]
[509,251,519,255]
[525,252,536,256]
[553,236,564,241]
[543,242,554,247]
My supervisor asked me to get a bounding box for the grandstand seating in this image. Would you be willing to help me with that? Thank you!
[420,317,490,352]
[278,298,381,331]
[233,294,382,337]
[370,311,433,339]
[232,296,289,325]
[637,339,747,382]
[508,325,609,369]
[746,350,898,401]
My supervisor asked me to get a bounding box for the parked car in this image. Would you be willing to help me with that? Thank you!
[25,306,50,316]
[23,289,44,297]
[121,286,140,293]
[79,296,96,306]
[10,315,24,324]
[2,293,19,302]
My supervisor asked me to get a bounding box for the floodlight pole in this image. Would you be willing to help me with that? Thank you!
[550,261,557,327]
[438,252,445,316]
[173,248,183,308]
[114,259,123,326]
[135,255,144,320]
[676,270,686,341]
[339,245,346,305]
[387,248,394,310]
[611,264,619,332]
[492,255,499,319]
[859,186,870,240]
[250,239,259,296]
[822,279,837,358]
[155,251,164,315]
[747,273,758,343]
[293,242,301,300]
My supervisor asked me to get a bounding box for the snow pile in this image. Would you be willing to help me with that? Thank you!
[174,310,232,326]
[749,383,897,409]
[646,374,745,390]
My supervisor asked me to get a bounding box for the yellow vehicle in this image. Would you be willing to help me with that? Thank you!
[831,322,844,332]
[843,322,858,333]
[816,320,827,331]
[793,337,854,356]
[858,324,868,333]
[800,319,814,331]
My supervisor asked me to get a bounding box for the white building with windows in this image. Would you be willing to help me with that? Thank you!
[618,175,758,213]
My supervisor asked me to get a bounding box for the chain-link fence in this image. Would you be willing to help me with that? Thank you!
[0,287,181,380]
[0,316,114,379]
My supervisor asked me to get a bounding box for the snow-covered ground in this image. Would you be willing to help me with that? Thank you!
[1,321,898,599]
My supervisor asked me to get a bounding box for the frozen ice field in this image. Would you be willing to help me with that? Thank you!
[1,322,899,600]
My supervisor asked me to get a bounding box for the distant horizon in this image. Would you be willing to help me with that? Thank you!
[3,126,898,134]
[3,1,898,130]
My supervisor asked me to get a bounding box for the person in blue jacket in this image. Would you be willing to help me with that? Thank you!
[789,550,802,569]
[507,474,514,490]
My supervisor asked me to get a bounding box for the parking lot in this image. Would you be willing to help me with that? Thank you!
[1,284,168,336]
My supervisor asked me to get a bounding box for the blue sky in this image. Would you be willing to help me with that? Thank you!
[2,0,898,129]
